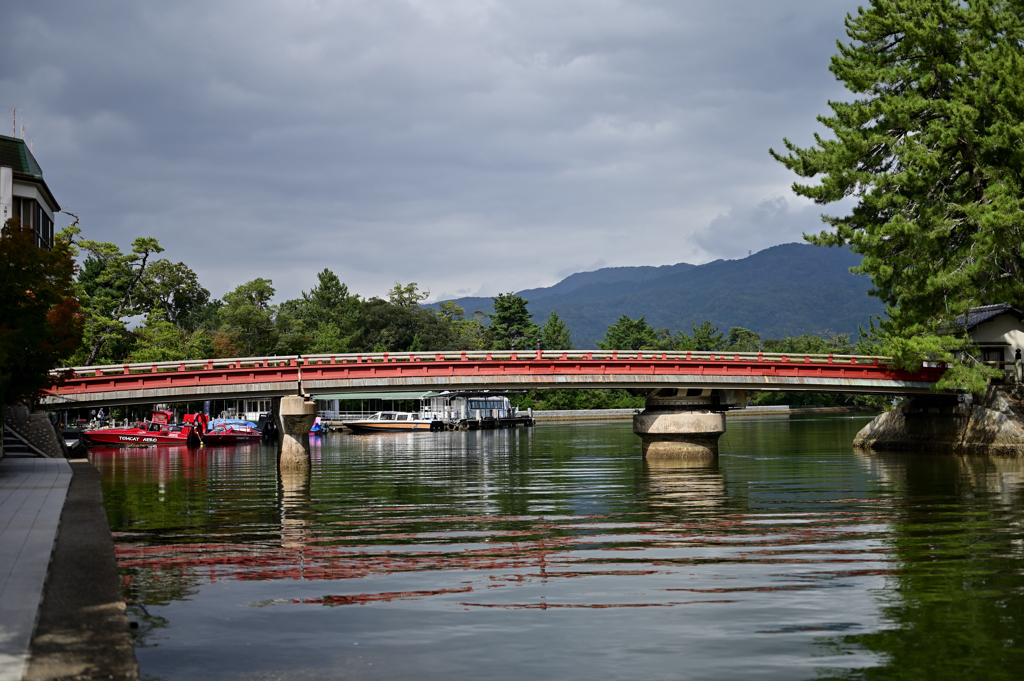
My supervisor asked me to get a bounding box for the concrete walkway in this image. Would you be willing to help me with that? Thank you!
[0,458,71,681]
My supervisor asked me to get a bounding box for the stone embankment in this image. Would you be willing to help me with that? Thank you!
[854,387,1024,456]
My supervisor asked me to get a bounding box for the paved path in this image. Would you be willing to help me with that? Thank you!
[0,458,71,681]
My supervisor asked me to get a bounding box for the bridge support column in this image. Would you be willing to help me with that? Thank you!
[276,395,317,468]
[633,389,744,459]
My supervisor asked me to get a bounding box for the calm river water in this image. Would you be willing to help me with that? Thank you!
[89,415,1024,680]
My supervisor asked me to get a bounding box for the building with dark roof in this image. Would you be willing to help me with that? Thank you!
[956,304,1024,381]
[0,134,59,249]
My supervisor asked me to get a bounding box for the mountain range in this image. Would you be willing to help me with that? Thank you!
[436,243,885,348]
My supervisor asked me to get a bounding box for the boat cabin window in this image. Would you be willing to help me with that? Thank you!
[148,423,163,432]
[381,413,395,420]
[468,399,506,410]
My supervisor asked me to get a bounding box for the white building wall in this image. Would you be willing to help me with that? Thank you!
[0,167,11,224]
[970,313,1024,379]
[971,314,1024,355]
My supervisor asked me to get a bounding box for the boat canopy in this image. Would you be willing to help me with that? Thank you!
[210,418,259,429]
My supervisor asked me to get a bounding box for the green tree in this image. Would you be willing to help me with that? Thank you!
[284,268,361,354]
[761,333,854,355]
[672,322,725,351]
[309,321,346,355]
[73,234,164,365]
[435,303,489,351]
[350,298,457,353]
[435,301,466,322]
[486,293,539,350]
[0,219,82,406]
[387,282,429,309]
[219,278,279,356]
[271,299,311,355]
[302,269,359,328]
[598,315,661,351]
[128,313,213,363]
[771,0,1024,392]
[141,259,211,332]
[539,312,574,350]
[690,321,725,351]
[725,327,761,352]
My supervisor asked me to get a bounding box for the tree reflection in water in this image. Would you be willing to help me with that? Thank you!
[817,453,1024,680]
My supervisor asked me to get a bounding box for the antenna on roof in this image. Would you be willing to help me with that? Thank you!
[12,108,15,137]
[21,124,25,140]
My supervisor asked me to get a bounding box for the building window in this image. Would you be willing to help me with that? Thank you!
[981,347,1005,364]
[11,197,53,249]
[244,399,271,415]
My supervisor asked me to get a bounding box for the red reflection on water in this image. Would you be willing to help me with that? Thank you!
[458,599,737,610]
[297,586,474,606]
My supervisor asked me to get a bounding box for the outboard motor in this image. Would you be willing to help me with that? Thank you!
[257,413,277,441]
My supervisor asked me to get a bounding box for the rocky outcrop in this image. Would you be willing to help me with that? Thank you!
[854,387,1024,456]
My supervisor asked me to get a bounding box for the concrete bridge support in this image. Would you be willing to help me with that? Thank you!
[275,395,317,468]
[633,389,744,459]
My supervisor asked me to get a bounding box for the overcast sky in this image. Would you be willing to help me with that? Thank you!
[3,0,862,303]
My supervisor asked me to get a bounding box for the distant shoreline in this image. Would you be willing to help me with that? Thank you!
[532,405,877,423]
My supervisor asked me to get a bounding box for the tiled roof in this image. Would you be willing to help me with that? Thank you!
[0,134,44,178]
[957,303,1024,330]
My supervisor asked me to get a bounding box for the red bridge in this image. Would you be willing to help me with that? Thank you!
[41,349,945,409]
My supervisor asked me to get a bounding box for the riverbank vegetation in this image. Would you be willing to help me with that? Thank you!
[0,219,82,406]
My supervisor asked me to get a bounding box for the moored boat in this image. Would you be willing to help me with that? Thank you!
[83,410,204,447]
[202,419,262,445]
[342,411,440,433]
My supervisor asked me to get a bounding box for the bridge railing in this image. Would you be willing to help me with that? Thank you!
[298,350,892,364]
[50,349,898,380]
[51,355,307,378]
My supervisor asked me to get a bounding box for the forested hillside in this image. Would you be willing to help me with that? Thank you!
[438,244,883,347]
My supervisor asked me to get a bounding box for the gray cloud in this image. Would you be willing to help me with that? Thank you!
[693,197,828,261]
[2,0,862,302]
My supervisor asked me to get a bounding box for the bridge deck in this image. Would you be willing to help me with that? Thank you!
[40,350,946,409]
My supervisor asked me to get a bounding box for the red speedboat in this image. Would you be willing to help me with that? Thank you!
[83,410,204,447]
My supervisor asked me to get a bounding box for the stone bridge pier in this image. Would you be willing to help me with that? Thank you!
[274,395,317,468]
[633,389,745,459]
